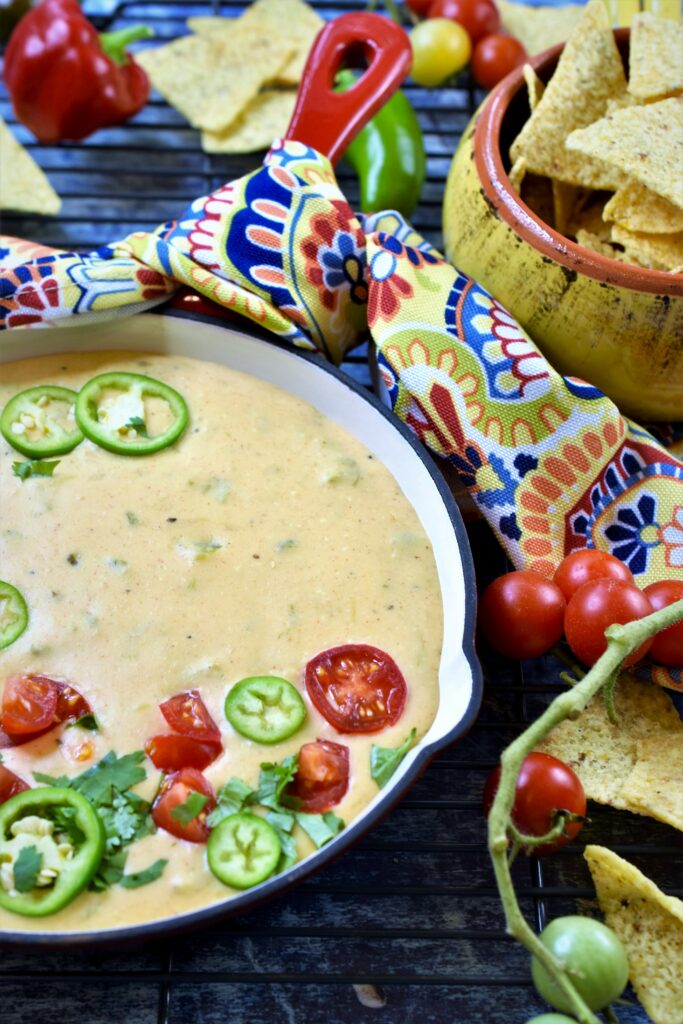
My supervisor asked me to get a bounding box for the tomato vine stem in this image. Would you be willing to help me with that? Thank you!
[487,598,683,1024]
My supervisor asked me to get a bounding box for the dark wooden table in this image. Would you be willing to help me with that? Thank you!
[1,2,679,1020]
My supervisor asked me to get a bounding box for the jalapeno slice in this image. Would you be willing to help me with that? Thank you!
[207,813,281,889]
[75,372,189,456]
[0,581,28,650]
[0,787,105,916]
[225,676,307,744]
[0,385,83,458]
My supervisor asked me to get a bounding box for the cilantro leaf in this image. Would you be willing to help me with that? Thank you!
[266,811,298,872]
[170,791,208,828]
[206,776,255,828]
[120,858,167,889]
[33,770,70,788]
[255,754,299,811]
[370,728,418,789]
[12,460,61,480]
[51,804,86,846]
[67,751,147,807]
[67,712,99,732]
[295,811,344,848]
[13,845,43,893]
[125,416,148,437]
[98,791,152,853]
[90,848,128,891]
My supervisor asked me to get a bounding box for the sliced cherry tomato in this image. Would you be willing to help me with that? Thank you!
[54,681,93,723]
[478,570,566,659]
[2,674,59,735]
[532,916,628,1012]
[410,18,472,88]
[144,733,221,772]
[406,0,434,14]
[483,752,586,854]
[0,764,29,804]
[286,739,350,813]
[643,580,683,668]
[565,579,653,667]
[305,644,407,734]
[151,767,215,843]
[1,675,92,744]
[160,689,221,744]
[553,549,634,601]
[427,0,500,43]
[471,33,527,90]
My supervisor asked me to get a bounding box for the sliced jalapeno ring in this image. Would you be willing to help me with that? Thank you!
[0,787,105,917]
[225,676,307,744]
[0,580,28,650]
[207,813,281,889]
[75,371,189,456]
[0,385,82,458]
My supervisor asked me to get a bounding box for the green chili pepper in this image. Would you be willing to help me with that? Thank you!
[0,580,28,650]
[225,676,307,745]
[337,70,426,218]
[1,385,83,458]
[207,813,281,889]
[0,787,105,916]
[75,371,189,456]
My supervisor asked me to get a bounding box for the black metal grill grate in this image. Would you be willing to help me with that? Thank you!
[0,3,680,1022]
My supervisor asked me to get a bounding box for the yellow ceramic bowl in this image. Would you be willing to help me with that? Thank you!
[443,30,683,422]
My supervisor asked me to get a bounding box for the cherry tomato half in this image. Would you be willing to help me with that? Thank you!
[643,580,683,667]
[471,33,527,90]
[428,0,500,43]
[553,549,634,602]
[564,579,653,667]
[1,675,93,744]
[152,767,215,843]
[478,570,566,660]
[160,689,221,744]
[285,739,350,813]
[305,644,407,734]
[0,764,29,805]
[410,18,472,88]
[531,916,628,1012]
[144,733,221,772]
[483,752,586,854]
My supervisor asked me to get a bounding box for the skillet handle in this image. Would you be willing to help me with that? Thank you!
[285,12,413,165]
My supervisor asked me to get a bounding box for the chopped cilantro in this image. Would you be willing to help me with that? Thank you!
[125,416,148,437]
[266,811,298,871]
[255,754,299,811]
[206,776,255,828]
[370,728,418,789]
[170,791,209,828]
[62,751,146,806]
[51,804,86,846]
[67,712,99,732]
[91,848,127,891]
[120,858,167,889]
[125,511,139,526]
[13,845,43,893]
[295,811,344,848]
[12,460,61,480]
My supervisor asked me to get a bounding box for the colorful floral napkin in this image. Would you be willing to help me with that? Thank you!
[1,139,681,688]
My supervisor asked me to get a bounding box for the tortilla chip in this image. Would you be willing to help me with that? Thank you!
[612,224,683,272]
[575,229,625,260]
[603,180,683,234]
[566,97,683,209]
[535,674,683,809]
[498,0,584,57]
[509,0,628,189]
[569,194,612,240]
[202,90,297,154]
[628,12,683,102]
[190,0,323,87]
[520,173,555,226]
[552,181,582,236]
[585,846,683,1024]
[137,32,293,133]
[620,736,683,832]
[508,156,527,193]
[0,117,61,215]
[522,63,545,111]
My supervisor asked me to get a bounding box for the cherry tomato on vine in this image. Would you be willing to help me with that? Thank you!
[478,570,566,659]
[427,0,500,43]
[564,579,653,667]
[531,916,628,1012]
[410,18,472,87]
[553,549,634,601]
[483,752,586,854]
[406,0,434,15]
[471,33,527,90]
[643,580,683,667]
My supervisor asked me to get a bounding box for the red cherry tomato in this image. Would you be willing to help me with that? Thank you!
[0,764,29,805]
[53,681,93,724]
[151,767,215,843]
[643,580,683,667]
[565,579,654,667]
[427,0,500,43]
[305,644,407,733]
[144,734,221,772]
[478,571,566,659]
[160,689,221,744]
[2,674,59,735]
[471,33,527,90]
[554,549,634,602]
[286,739,350,813]
[483,752,586,854]
[406,0,435,15]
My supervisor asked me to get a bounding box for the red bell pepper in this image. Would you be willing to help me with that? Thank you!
[3,0,153,142]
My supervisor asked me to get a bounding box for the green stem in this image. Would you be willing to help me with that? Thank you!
[488,598,683,1024]
[99,25,154,66]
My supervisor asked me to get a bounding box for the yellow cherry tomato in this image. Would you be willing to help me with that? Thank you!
[410,18,472,88]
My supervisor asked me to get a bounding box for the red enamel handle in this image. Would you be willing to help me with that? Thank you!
[285,12,413,165]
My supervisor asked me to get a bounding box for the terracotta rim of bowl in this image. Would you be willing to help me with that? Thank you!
[473,29,683,298]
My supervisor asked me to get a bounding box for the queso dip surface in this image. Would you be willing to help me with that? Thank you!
[0,350,443,933]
